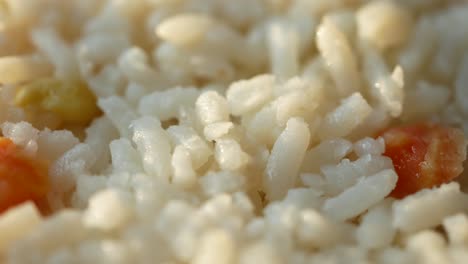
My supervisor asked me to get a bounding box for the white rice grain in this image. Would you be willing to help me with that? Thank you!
[117,47,167,87]
[31,27,79,80]
[138,87,200,121]
[239,242,282,264]
[398,18,436,75]
[353,137,386,157]
[357,0,413,50]
[300,173,326,192]
[0,202,42,253]
[77,33,130,66]
[167,125,212,169]
[83,189,134,232]
[215,138,250,171]
[110,138,143,174]
[274,86,321,127]
[131,116,172,181]
[321,154,393,196]
[226,75,275,116]
[318,93,372,140]
[245,104,281,147]
[200,171,246,197]
[356,199,395,249]
[264,117,310,200]
[323,169,398,221]
[301,138,353,173]
[73,175,108,208]
[316,19,360,98]
[49,143,97,194]
[98,96,138,137]
[196,91,230,126]
[36,129,80,162]
[361,42,405,117]
[405,230,450,264]
[295,209,349,249]
[393,182,467,233]
[85,116,119,172]
[443,214,468,245]
[9,210,87,256]
[268,19,300,79]
[77,240,134,264]
[156,14,214,47]
[192,229,237,264]
[1,121,39,154]
[282,188,323,210]
[171,145,197,189]
[322,10,356,41]
[204,122,234,141]
[85,64,126,98]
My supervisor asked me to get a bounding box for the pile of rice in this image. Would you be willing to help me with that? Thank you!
[1,0,468,263]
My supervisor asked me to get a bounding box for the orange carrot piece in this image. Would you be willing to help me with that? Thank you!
[0,138,49,214]
[380,122,466,199]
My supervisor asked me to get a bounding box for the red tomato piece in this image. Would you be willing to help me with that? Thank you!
[380,122,466,199]
[0,137,49,214]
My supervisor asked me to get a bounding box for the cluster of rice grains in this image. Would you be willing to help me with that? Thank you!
[0,0,468,263]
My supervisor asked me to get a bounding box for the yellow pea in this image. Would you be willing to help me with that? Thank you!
[14,78,57,106]
[14,78,100,124]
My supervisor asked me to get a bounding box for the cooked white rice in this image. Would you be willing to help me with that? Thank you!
[0,0,468,263]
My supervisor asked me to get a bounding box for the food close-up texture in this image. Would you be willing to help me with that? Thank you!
[0,0,468,263]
